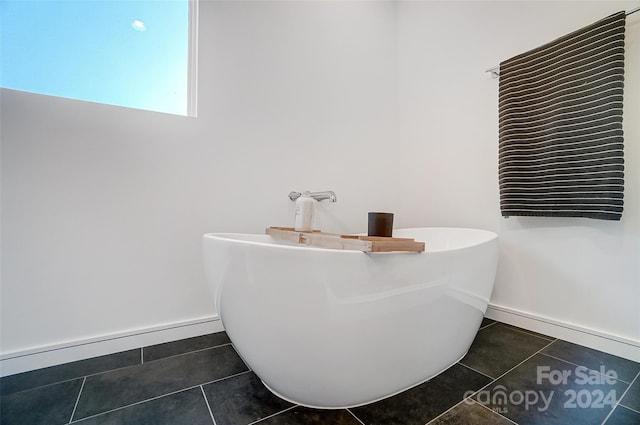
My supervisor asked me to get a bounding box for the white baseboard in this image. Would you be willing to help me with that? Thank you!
[0,315,224,377]
[486,304,640,363]
[3,307,637,378]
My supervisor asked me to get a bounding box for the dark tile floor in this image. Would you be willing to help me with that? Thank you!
[1,319,639,425]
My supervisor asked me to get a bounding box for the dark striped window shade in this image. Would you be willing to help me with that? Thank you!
[498,11,626,221]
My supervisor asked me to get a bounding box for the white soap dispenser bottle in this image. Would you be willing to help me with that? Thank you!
[294,191,315,232]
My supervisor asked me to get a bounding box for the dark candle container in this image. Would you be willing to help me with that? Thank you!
[368,212,394,237]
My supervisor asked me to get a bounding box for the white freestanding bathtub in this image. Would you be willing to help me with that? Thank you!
[202,227,499,409]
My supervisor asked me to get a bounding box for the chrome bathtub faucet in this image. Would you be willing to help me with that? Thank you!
[288,191,337,203]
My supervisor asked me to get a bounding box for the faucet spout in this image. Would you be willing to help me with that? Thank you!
[288,191,337,203]
[310,191,337,202]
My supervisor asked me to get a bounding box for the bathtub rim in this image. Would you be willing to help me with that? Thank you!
[202,227,497,253]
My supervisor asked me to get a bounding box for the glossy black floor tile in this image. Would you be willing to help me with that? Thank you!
[542,340,640,383]
[350,363,492,425]
[203,371,293,425]
[427,400,512,425]
[461,323,552,379]
[619,376,640,411]
[71,387,213,425]
[473,353,628,425]
[143,331,231,362]
[0,378,83,425]
[255,406,361,425]
[0,349,140,396]
[73,344,248,420]
[604,406,640,425]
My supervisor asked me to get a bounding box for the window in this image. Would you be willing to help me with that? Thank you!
[1,0,197,116]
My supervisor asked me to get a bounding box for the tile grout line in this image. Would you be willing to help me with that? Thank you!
[76,343,237,383]
[7,344,230,398]
[499,323,556,342]
[67,376,86,424]
[474,399,519,425]
[346,408,366,425]
[143,342,235,364]
[69,386,199,423]
[2,339,231,396]
[620,404,640,415]
[423,401,461,425]
[476,336,557,388]
[424,392,496,425]
[613,404,640,415]
[248,405,298,425]
[600,370,640,425]
[1,376,82,397]
[200,369,252,387]
[68,370,252,423]
[1,348,150,395]
[540,352,636,385]
[479,321,497,330]
[425,337,557,425]
[200,385,217,425]
[458,361,496,380]
[68,359,147,385]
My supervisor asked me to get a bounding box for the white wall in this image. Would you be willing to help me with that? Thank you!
[397,0,639,359]
[2,0,639,375]
[0,0,398,373]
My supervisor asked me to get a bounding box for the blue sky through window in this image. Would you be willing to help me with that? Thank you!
[1,0,190,116]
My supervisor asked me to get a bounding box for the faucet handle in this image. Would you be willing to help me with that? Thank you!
[288,191,302,201]
[288,191,337,203]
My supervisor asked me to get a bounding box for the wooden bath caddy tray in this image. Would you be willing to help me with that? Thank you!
[266,227,425,253]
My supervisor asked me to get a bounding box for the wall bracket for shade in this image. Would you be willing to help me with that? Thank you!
[486,65,500,78]
[485,5,639,78]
